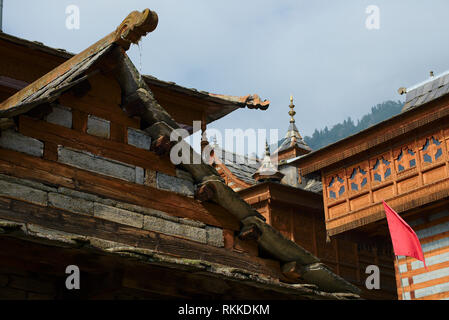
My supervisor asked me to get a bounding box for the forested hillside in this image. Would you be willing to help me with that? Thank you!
[304,100,404,150]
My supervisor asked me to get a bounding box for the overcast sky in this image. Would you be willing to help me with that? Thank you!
[3,1,449,154]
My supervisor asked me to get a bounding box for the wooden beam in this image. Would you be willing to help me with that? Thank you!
[151,135,172,157]
[326,176,449,236]
[0,197,281,280]
[0,9,158,114]
[282,261,302,281]
[0,147,239,231]
[238,224,262,241]
[195,182,216,203]
[19,115,176,177]
[59,90,140,130]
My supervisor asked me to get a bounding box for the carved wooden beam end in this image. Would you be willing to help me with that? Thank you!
[195,182,217,203]
[114,9,159,50]
[281,261,302,281]
[151,135,172,157]
[238,224,262,241]
[123,98,147,118]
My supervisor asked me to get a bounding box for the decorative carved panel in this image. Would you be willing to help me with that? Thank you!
[349,166,368,193]
[322,127,449,237]
[371,156,392,183]
[395,146,417,173]
[327,174,346,200]
[420,136,443,165]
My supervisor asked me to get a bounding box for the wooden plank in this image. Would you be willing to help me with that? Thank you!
[59,93,140,129]
[149,86,210,126]
[0,147,239,231]
[0,197,280,279]
[19,115,176,177]
[0,40,66,83]
[0,9,159,114]
[399,244,449,265]
[110,122,127,143]
[267,184,323,210]
[0,159,75,188]
[416,290,449,300]
[0,236,282,299]
[400,259,449,278]
[72,109,88,133]
[43,142,58,161]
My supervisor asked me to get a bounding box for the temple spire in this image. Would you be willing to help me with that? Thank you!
[272,96,312,159]
[252,141,284,183]
[265,140,270,157]
[285,96,302,140]
[289,95,296,124]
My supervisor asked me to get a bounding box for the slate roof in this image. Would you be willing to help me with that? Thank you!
[0,32,270,122]
[271,123,312,154]
[214,145,322,194]
[144,75,270,110]
[301,176,323,194]
[0,45,113,117]
[402,71,449,112]
[214,146,260,185]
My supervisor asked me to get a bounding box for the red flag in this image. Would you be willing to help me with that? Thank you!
[383,201,426,268]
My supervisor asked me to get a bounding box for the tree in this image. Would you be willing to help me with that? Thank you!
[304,100,403,150]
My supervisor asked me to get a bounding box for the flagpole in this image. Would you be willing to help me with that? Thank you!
[395,255,406,300]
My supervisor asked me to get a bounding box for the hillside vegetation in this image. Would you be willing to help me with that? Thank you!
[304,100,404,150]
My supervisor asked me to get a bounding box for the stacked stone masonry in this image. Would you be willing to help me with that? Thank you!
[0,173,223,247]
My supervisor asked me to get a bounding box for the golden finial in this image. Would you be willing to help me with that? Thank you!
[288,95,296,124]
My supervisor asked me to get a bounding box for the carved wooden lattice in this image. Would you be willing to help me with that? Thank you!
[396,148,416,172]
[328,175,346,200]
[372,157,392,183]
[422,137,443,164]
[349,167,368,192]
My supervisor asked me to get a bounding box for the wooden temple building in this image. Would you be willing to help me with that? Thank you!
[0,9,361,300]
[290,72,449,300]
[211,97,397,299]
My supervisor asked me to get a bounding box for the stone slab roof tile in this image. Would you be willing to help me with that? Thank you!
[403,72,449,112]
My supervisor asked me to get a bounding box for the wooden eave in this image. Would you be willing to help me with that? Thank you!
[292,94,449,176]
[214,162,253,189]
[0,32,74,60]
[143,76,270,132]
[238,181,323,212]
[0,32,270,128]
[0,9,159,116]
[0,226,358,300]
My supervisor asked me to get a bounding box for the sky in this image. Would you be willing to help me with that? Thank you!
[3,0,449,155]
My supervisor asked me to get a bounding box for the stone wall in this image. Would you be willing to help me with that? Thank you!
[0,173,223,247]
[1,106,195,198]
